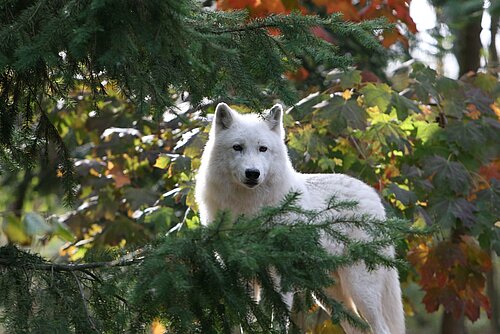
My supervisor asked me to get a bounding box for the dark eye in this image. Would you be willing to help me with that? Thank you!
[233,144,243,151]
[259,146,268,152]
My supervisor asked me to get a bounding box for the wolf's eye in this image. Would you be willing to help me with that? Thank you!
[233,144,243,151]
[259,146,268,152]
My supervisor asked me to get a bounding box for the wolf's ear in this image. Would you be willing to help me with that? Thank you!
[264,104,283,133]
[214,103,234,130]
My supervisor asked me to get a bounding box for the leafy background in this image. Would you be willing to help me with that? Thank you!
[1,0,499,333]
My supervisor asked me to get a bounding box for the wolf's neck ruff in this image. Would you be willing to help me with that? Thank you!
[203,159,296,218]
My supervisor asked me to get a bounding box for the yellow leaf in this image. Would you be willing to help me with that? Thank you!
[154,155,170,169]
[366,105,381,115]
[104,210,115,221]
[419,104,432,115]
[403,296,415,317]
[89,168,101,177]
[151,320,166,334]
[356,95,364,106]
[3,214,30,245]
[490,103,500,120]
[342,89,352,100]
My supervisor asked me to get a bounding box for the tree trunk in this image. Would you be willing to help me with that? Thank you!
[10,170,32,217]
[441,310,467,334]
[486,252,499,334]
[488,11,499,71]
[455,12,483,76]
[441,229,468,334]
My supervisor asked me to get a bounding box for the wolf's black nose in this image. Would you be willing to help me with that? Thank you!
[245,169,260,180]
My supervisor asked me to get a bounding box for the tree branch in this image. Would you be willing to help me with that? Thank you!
[72,271,99,332]
[0,248,146,272]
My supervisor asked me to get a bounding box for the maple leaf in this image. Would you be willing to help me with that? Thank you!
[387,183,417,206]
[360,83,392,112]
[444,121,486,154]
[105,161,131,189]
[424,156,471,195]
[409,237,492,321]
[430,197,477,228]
[318,96,367,132]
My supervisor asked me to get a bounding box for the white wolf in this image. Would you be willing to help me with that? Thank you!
[195,103,405,334]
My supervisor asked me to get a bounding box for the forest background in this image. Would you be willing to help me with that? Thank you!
[0,0,499,333]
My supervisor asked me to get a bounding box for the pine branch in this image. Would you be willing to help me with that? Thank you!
[0,193,416,333]
[0,246,146,272]
[0,2,391,200]
[71,270,99,333]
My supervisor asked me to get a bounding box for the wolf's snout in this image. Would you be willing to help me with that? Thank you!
[245,169,260,181]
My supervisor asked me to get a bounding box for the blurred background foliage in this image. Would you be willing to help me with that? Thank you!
[1,0,499,333]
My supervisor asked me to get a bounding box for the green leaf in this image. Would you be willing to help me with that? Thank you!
[361,83,392,112]
[474,180,500,251]
[387,183,417,206]
[424,156,471,195]
[430,197,477,228]
[390,92,420,119]
[320,96,367,132]
[288,92,323,120]
[410,63,439,101]
[436,77,461,99]
[445,121,486,153]
[145,207,176,231]
[415,121,440,143]
[474,73,498,93]
[363,122,410,152]
[53,221,75,242]
[326,69,362,89]
[124,188,158,210]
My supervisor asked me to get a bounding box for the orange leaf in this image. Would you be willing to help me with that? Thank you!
[105,161,131,188]
[478,159,500,182]
[490,102,500,120]
[151,320,166,334]
[466,104,481,119]
[286,66,310,81]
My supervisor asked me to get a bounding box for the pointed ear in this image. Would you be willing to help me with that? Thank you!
[264,104,283,132]
[214,103,234,130]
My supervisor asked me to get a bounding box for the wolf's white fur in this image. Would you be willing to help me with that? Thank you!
[195,103,405,334]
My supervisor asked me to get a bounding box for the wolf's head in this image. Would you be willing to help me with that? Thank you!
[207,103,287,189]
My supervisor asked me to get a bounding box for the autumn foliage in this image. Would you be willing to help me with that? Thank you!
[217,0,417,47]
[408,236,492,321]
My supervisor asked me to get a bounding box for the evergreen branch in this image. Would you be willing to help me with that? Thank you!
[0,195,416,333]
[71,270,99,332]
[0,247,146,272]
[0,1,390,201]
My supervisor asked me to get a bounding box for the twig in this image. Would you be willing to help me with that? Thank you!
[72,271,99,332]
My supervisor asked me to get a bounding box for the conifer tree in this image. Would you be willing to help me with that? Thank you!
[1,195,413,333]
[0,0,387,202]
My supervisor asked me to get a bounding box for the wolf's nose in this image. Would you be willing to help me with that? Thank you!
[245,169,260,180]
